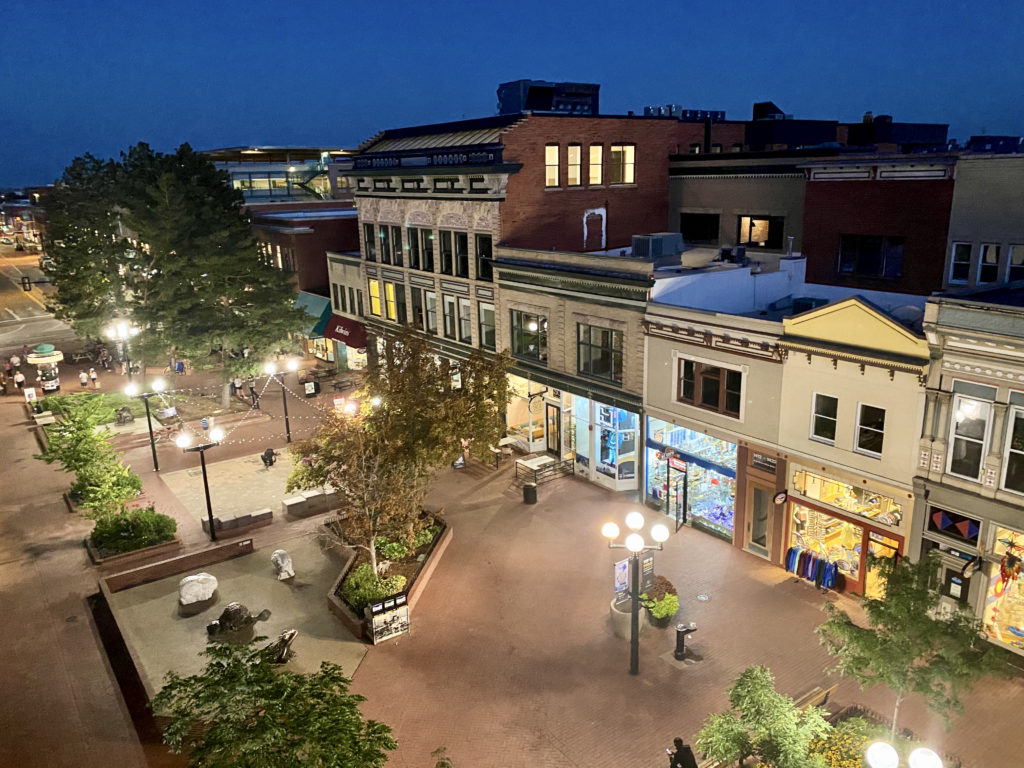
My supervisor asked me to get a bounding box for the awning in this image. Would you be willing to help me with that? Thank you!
[323,314,367,348]
[294,292,333,337]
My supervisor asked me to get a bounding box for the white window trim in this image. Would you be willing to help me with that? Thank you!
[946,394,992,482]
[1007,244,1024,283]
[809,392,838,446]
[1001,405,1024,495]
[949,241,972,284]
[670,350,748,422]
[853,401,886,458]
[977,243,1002,285]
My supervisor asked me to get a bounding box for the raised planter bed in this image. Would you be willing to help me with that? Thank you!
[85,536,183,568]
[200,508,273,537]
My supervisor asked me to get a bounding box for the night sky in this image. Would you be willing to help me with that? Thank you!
[2,0,1022,188]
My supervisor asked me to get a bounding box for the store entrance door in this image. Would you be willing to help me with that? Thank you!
[745,484,772,559]
[545,403,561,456]
[864,532,902,599]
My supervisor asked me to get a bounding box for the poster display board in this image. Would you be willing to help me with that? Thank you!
[365,592,410,644]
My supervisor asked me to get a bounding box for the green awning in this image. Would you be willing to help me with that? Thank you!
[294,292,333,337]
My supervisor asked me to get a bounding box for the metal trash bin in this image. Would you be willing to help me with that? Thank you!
[523,482,537,505]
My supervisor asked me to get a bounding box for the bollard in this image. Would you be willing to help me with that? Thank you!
[674,622,698,661]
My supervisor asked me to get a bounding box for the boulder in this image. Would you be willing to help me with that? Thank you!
[271,549,295,580]
[178,572,218,605]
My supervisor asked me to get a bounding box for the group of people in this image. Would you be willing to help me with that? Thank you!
[1,349,29,394]
[230,375,260,409]
[78,368,100,389]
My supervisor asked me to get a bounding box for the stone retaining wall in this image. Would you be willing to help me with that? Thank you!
[100,538,255,593]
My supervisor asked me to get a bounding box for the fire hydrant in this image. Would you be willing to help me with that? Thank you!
[674,622,698,661]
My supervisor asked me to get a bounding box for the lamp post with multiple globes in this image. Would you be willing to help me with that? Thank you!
[264,359,299,443]
[601,511,670,675]
[865,741,943,768]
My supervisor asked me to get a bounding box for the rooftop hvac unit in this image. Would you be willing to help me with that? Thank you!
[792,297,829,314]
[632,232,684,260]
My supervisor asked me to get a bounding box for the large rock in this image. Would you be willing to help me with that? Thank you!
[271,549,295,580]
[179,572,218,605]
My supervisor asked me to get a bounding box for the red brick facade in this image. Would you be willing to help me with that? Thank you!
[252,215,358,292]
[802,178,954,295]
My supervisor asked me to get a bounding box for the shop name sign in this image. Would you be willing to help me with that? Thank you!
[669,456,687,472]
[325,315,368,348]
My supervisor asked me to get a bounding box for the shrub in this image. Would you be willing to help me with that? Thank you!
[90,506,177,554]
[381,541,409,561]
[809,717,876,768]
[413,524,439,549]
[342,563,408,615]
[645,592,680,619]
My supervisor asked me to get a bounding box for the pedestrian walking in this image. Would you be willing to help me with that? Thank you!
[233,376,245,401]
[247,376,259,409]
[13,370,26,390]
[21,344,30,359]
[100,348,111,370]
[667,738,698,768]
[79,371,89,388]
[3,359,10,376]
[0,372,7,395]
[10,354,21,371]
[89,367,99,389]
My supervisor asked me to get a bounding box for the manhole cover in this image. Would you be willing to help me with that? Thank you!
[697,593,710,602]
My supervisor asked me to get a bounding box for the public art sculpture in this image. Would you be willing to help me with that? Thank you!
[271,549,295,580]
[178,572,218,605]
[263,628,299,664]
[206,602,271,636]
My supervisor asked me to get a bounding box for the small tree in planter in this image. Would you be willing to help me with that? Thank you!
[640,575,679,628]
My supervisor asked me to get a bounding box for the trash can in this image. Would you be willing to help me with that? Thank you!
[523,482,537,505]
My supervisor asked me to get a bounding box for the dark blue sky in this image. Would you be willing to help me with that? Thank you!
[2,0,1022,187]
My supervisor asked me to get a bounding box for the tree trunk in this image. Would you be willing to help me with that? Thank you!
[369,519,378,575]
[890,692,904,743]
[221,380,231,410]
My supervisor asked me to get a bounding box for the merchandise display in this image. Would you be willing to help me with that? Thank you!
[789,503,862,581]
[649,418,737,470]
[792,469,902,526]
[984,528,1024,650]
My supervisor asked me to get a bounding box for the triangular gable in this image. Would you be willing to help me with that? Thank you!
[782,297,928,360]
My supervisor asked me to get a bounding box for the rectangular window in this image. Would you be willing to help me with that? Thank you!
[1010,245,1024,283]
[510,310,547,363]
[838,234,904,278]
[577,324,624,384]
[440,231,453,275]
[390,226,404,268]
[384,282,397,321]
[948,395,991,480]
[479,302,495,350]
[421,229,435,272]
[410,287,424,331]
[855,404,886,456]
[407,227,421,270]
[589,145,603,185]
[458,297,472,343]
[455,232,469,278]
[368,279,382,317]
[609,144,635,184]
[811,393,838,444]
[332,283,345,313]
[363,223,376,262]
[676,359,743,417]
[348,287,356,315]
[395,284,406,325]
[424,291,437,334]
[680,213,720,246]
[1004,408,1024,494]
[442,295,457,339]
[979,244,1000,283]
[475,234,493,282]
[950,242,971,283]
[356,289,364,317]
[738,215,785,249]
[379,226,391,265]
[545,144,559,187]
[567,144,581,186]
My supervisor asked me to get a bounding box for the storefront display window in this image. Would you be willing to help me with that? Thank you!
[789,502,863,582]
[305,337,335,363]
[597,406,637,480]
[573,394,590,470]
[983,527,1024,650]
[507,374,545,443]
[647,417,736,470]
[791,469,902,526]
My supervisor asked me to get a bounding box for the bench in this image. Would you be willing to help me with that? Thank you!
[331,377,355,392]
[200,507,273,535]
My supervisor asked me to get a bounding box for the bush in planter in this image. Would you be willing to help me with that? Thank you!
[380,540,409,561]
[641,574,679,621]
[342,563,407,615]
[90,505,177,554]
[412,524,439,549]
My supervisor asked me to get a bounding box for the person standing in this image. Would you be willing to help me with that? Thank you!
[10,353,21,372]
[79,371,89,388]
[247,375,259,409]
[13,370,26,390]
[667,738,698,768]
[89,367,99,389]
[233,375,244,401]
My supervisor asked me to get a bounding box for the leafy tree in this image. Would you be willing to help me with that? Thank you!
[817,551,1011,741]
[695,665,831,768]
[151,640,396,768]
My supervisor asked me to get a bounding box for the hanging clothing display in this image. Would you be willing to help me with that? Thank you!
[784,545,841,591]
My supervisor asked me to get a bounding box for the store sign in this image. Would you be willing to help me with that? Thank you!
[751,452,777,473]
[669,456,687,472]
[324,315,367,348]
[365,592,410,644]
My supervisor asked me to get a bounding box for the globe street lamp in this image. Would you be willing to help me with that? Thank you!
[264,359,299,443]
[601,511,670,675]
[107,320,140,380]
[125,379,166,471]
[866,741,943,768]
[177,426,225,542]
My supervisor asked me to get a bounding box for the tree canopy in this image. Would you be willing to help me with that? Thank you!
[817,551,1011,740]
[150,640,396,768]
[44,142,306,376]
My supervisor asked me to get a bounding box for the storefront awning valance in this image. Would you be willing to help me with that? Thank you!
[294,292,333,337]
[323,314,367,348]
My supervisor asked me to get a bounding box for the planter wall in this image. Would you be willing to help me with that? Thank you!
[86,536,183,568]
[609,598,648,640]
[101,538,256,593]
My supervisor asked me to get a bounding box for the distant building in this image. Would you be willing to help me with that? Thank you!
[200,146,353,207]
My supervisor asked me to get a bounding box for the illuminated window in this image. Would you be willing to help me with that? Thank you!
[589,145,603,185]
[567,144,581,186]
[442,295,457,339]
[609,144,635,184]
[545,145,559,187]
[738,215,784,249]
[384,282,397,321]
[510,310,547,362]
[368,279,381,317]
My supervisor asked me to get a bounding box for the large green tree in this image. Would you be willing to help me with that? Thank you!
[817,551,1010,740]
[150,640,396,768]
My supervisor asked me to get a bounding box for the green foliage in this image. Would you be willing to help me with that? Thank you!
[40,391,142,419]
[412,524,439,549]
[76,460,143,518]
[817,551,1012,739]
[381,540,409,561]
[431,746,455,768]
[150,639,396,768]
[342,563,408,615]
[808,717,878,768]
[643,592,680,619]
[696,666,831,768]
[90,506,176,554]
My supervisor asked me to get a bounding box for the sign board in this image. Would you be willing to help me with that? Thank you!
[304,381,318,396]
[365,592,410,644]
[669,456,687,472]
[23,387,37,403]
[613,558,629,604]
[641,552,656,593]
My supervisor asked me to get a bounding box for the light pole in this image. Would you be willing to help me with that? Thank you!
[107,320,140,381]
[177,426,225,542]
[601,511,670,675]
[125,379,166,471]
[264,359,299,443]
[866,741,944,768]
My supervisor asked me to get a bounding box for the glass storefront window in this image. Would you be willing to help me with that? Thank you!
[984,526,1024,650]
[647,417,736,470]
[573,395,590,470]
[791,469,902,526]
[789,502,863,581]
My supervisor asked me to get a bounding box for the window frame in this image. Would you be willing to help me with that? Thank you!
[588,145,603,185]
[363,223,376,262]
[577,323,624,385]
[510,309,548,363]
[379,226,391,265]
[454,232,469,278]
[950,242,971,284]
[478,302,495,351]
[368,279,382,317]
[421,229,435,272]
[837,234,905,279]
[442,294,457,340]
[475,234,493,282]
[810,393,839,445]
[737,214,785,250]
[608,143,635,184]
[424,291,437,335]
[407,226,421,270]
[567,144,582,186]
[545,144,559,187]
[440,231,454,275]
[947,394,992,482]
[854,402,886,457]
[390,226,404,267]
[410,286,424,331]
[457,297,472,344]
[675,357,744,419]
[1009,245,1024,283]
[978,243,1001,284]
[1002,406,1024,495]
[383,282,397,321]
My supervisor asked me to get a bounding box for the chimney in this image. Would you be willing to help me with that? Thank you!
[863,111,873,124]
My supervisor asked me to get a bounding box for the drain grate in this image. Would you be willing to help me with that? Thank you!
[696,593,710,601]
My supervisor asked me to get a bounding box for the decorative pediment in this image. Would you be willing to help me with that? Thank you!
[439,212,469,229]
[783,297,928,361]
[407,210,433,226]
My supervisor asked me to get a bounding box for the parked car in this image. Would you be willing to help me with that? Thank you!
[0,237,13,245]
[39,256,56,271]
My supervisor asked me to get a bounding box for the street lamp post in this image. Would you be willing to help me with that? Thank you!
[177,426,225,542]
[866,741,944,768]
[125,379,166,472]
[264,359,299,443]
[601,511,670,675]
[107,320,140,381]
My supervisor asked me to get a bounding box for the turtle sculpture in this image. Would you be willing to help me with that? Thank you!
[206,602,271,636]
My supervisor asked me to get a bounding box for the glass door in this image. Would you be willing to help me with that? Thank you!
[864,531,902,599]
[745,484,772,558]
[545,403,561,456]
